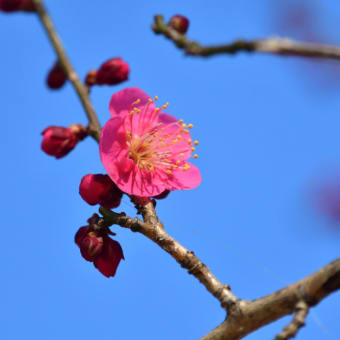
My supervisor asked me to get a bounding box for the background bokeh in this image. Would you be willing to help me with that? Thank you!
[1,1,340,339]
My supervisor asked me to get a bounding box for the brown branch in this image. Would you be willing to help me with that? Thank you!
[99,205,240,313]
[32,0,101,141]
[201,258,340,340]
[152,15,340,60]
[274,301,309,340]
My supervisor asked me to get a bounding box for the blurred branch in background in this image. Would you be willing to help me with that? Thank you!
[152,14,340,61]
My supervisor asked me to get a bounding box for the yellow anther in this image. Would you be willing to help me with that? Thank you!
[154,95,159,101]
[187,139,192,144]
[177,135,182,139]
[191,147,196,151]
[162,102,169,109]
[166,170,172,175]
[188,123,193,129]
[194,140,199,145]
[183,164,190,171]
[163,159,169,163]
[180,153,184,157]
[134,98,141,105]
[183,129,190,134]
[148,98,153,103]
[179,119,183,123]
[155,108,161,112]
[182,123,187,128]
[193,154,198,159]
[176,160,181,165]
[170,164,175,169]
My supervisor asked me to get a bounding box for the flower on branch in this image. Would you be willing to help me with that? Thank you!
[79,174,123,209]
[100,87,201,197]
[75,226,124,278]
[46,62,67,90]
[41,124,87,159]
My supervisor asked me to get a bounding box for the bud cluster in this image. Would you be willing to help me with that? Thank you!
[75,221,124,278]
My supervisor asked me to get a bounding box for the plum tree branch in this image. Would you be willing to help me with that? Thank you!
[201,258,340,340]
[32,0,101,141]
[152,15,340,60]
[99,205,240,312]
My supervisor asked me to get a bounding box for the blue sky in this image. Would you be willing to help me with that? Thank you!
[1,1,340,339]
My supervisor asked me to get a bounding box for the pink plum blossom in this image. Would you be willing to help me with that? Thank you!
[100,87,201,197]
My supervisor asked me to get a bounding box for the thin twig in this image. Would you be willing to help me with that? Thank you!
[32,0,101,141]
[274,301,309,340]
[99,206,240,312]
[152,15,340,60]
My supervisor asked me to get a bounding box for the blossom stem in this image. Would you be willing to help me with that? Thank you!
[32,0,101,141]
[99,206,239,312]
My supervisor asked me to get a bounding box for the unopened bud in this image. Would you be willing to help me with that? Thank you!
[46,62,67,90]
[168,15,189,34]
[79,174,123,209]
[95,58,129,86]
[41,125,87,159]
[80,232,104,262]
[0,0,34,12]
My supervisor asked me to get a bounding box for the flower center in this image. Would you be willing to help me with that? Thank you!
[126,97,199,175]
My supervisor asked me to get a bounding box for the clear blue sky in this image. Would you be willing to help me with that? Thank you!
[1,1,340,339]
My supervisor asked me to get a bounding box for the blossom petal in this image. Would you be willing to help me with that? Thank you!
[109,87,152,117]
[166,163,202,191]
[93,237,124,278]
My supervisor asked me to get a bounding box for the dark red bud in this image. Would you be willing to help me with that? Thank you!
[0,0,34,12]
[46,62,67,89]
[168,15,189,34]
[79,174,122,209]
[94,236,124,277]
[74,226,90,247]
[80,232,104,262]
[41,125,87,159]
[95,58,129,86]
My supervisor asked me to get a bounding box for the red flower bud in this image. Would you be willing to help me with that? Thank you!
[168,15,189,34]
[41,125,87,159]
[94,236,124,278]
[79,174,122,209]
[0,0,33,12]
[46,62,67,89]
[75,227,124,278]
[75,226,90,247]
[96,58,129,86]
[80,231,104,262]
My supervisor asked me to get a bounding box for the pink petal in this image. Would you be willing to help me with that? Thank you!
[166,163,202,191]
[109,87,152,117]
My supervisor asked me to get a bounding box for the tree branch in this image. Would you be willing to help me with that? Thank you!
[274,301,309,340]
[32,0,101,141]
[201,258,340,340]
[152,15,340,61]
[99,205,240,313]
